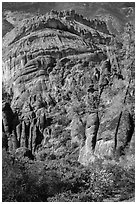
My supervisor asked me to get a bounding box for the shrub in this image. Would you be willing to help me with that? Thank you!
[3,149,135,202]
[2,150,31,202]
[2,150,60,201]
[47,157,135,202]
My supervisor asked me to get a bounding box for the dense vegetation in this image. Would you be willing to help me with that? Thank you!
[3,148,135,202]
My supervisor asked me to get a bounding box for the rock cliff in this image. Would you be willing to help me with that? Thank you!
[2,10,135,165]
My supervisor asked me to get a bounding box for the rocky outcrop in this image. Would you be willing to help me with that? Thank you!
[78,111,99,165]
[2,10,134,165]
[116,109,135,155]
[70,114,85,148]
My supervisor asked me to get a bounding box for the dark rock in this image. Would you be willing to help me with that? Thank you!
[85,112,99,150]
[116,110,134,155]
[2,132,8,150]
[2,102,14,135]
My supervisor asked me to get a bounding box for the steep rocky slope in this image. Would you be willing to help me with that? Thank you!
[2,2,135,37]
[2,9,135,165]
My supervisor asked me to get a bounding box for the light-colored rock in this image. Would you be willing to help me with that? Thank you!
[95,139,115,158]
[70,114,85,147]
[78,112,99,165]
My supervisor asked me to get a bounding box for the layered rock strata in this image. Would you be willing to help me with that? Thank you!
[2,10,134,164]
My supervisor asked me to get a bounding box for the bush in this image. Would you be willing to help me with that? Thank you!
[2,150,60,201]
[3,149,135,202]
[47,158,135,202]
[2,150,31,202]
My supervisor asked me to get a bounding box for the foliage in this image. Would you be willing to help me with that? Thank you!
[2,150,57,201]
[2,148,135,202]
[47,156,135,202]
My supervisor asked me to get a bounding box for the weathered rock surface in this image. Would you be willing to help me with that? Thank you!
[2,10,134,165]
[70,114,85,148]
[78,112,99,165]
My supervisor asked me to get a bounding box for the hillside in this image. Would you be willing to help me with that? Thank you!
[2,2,135,36]
[2,2,135,202]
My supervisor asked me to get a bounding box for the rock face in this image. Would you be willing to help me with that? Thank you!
[78,112,99,165]
[70,114,85,148]
[2,10,134,165]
